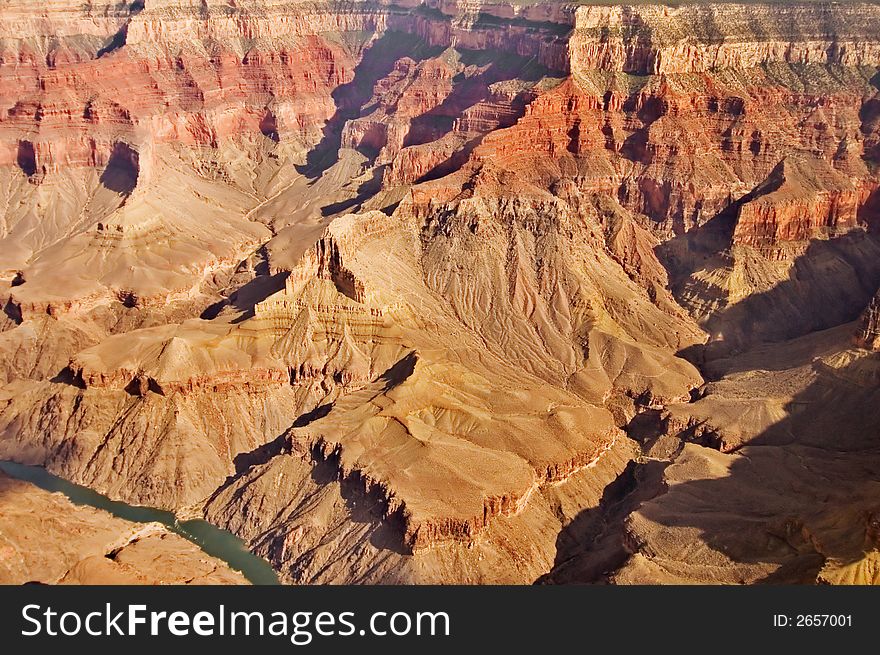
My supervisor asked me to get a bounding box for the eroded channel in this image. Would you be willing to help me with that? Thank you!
[0,460,280,585]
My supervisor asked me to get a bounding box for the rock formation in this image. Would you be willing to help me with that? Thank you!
[857,288,880,350]
[0,471,248,585]
[1,0,879,584]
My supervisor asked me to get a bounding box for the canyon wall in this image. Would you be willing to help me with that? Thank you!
[4,1,879,247]
[0,0,571,174]
[570,3,880,74]
[1,1,880,583]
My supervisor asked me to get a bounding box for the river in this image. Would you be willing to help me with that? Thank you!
[0,460,280,585]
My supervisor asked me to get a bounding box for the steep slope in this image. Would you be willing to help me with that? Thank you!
[611,323,880,584]
[0,1,879,584]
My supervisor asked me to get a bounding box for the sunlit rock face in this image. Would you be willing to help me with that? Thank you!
[1,0,880,585]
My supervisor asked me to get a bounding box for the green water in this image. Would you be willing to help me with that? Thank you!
[0,460,280,585]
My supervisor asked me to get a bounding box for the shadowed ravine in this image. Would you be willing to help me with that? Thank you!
[1,0,880,585]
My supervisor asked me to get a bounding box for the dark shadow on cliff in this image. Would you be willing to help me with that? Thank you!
[209,353,419,561]
[403,49,556,148]
[654,162,880,366]
[320,165,386,216]
[202,270,289,322]
[229,400,338,477]
[95,2,145,59]
[296,32,443,177]
[535,458,671,584]
[655,152,880,367]
[310,446,410,556]
[415,134,487,183]
[541,353,880,584]
[96,25,130,59]
[672,230,880,368]
[2,299,23,325]
[407,53,557,184]
[654,161,787,288]
[203,403,336,518]
[379,350,418,389]
[303,353,418,556]
[16,140,38,178]
[99,142,139,196]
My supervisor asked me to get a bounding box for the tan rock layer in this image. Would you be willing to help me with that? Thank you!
[306,429,618,552]
[570,3,880,75]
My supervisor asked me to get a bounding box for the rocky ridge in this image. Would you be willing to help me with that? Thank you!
[0,1,879,584]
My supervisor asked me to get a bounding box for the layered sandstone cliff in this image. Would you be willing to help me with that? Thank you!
[733,157,878,256]
[1,1,880,585]
[570,3,880,75]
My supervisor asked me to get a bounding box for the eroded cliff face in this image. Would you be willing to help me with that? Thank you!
[0,0,572,171]
[570,3,880,75]
[1,1,880,584]
[857,288,880,349]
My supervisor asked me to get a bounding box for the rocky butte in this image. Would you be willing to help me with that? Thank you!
[0,0,878,584]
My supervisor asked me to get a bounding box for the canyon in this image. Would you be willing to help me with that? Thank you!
[0,0,879,584]
[0,466,250,585]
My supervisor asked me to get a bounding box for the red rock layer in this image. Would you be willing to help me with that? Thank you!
[0,37,353,173]
[733,158,880,256]
[309,430,617,552]
[0,0,572,174]
[473,69,879,240]
[72,362,292,396]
